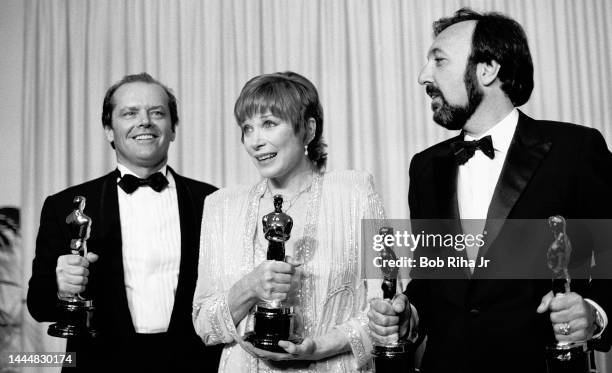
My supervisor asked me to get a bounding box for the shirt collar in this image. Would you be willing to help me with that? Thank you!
[464,108,518,155]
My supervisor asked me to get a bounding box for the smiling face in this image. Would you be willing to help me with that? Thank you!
[241,111,310,184]
[418,21,483,130]
[104,82,176,176]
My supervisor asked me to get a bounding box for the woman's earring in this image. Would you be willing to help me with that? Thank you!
[304,145,309,157]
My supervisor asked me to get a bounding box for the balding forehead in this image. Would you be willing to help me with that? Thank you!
[439,20,475,40]
[429,20,476,56]
[111,82,169,104]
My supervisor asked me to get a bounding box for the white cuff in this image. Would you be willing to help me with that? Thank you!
[336,314,372,369]
[585,298,607,339]
[407,303,419,342]
[193,294,239,345]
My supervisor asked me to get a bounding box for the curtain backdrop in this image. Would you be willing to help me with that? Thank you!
[20,0,612,371]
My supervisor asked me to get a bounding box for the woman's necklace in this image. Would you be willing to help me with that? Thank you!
[265,174,313,213]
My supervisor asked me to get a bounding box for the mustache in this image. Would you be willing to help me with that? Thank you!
[425,85,443,98]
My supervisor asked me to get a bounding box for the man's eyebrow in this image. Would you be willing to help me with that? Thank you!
[118,105,166,111]
[427,47,445,57]
[118,105,140,111]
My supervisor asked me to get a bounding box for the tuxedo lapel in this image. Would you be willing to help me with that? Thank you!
[431,137,471,278]
[95,169,136,334]
[433,137,461,220]
[477,111,551,260]
[167,167,199,333]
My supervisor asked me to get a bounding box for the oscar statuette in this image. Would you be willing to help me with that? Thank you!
[247,195,300,352]
[372,227,414,373]
[48,196,97,338]
[544,216,591,373]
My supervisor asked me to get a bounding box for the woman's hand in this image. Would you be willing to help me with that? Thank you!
[242,338,318,361]
[248,259,297,303]
[228,258,300,325]
[241,328,350,362]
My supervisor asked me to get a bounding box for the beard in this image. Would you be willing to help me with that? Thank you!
[427,61,483,131]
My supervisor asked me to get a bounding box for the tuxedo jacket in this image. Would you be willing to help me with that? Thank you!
[406,111,612,373]
[27,167,222,372]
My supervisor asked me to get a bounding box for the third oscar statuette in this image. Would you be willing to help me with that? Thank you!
[372,227,414,372]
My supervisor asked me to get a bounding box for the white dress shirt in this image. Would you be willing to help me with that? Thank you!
[457,109,518,264]
[117,164,181,333]
[457,109,518,221]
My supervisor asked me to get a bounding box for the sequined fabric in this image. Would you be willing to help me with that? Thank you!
[193,171,386,372]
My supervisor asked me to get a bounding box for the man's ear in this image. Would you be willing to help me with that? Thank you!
[478,60,501,86]
[170,125,177,142]
[104,126,114,143]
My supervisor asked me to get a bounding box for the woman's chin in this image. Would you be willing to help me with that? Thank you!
[256,167,280,180]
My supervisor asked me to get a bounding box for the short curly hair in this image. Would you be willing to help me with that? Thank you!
[234,71,328,171]
[433,8,534,106]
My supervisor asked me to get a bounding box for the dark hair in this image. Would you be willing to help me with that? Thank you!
[101,72,179,130]
[433,8,534,106]
[234,71,327,171]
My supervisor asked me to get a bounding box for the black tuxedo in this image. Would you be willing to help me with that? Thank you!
[27,167,222,373]
[406,111,612,373]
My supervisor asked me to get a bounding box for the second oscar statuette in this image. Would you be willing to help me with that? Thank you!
[247,195,300,352]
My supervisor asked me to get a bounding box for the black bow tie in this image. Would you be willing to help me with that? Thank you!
[450,135,495,165]
[118,172,169,194]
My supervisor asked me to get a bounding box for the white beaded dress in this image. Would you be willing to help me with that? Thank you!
[193,170,386,372]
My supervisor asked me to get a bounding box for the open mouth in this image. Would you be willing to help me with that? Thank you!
[255,153,277,161]
[132,134,157,140]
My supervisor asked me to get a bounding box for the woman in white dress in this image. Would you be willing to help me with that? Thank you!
[192,71,386,372]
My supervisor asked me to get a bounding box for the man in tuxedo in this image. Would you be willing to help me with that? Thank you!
[27,73,221,372]
[368,8,612,373]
